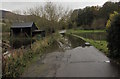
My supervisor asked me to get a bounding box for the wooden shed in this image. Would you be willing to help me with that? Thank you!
[11,22,37,37]
[10,22,45,48]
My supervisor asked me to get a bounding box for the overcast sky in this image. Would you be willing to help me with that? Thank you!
[1,0,119,12]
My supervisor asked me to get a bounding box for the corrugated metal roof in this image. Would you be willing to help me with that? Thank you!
[11,22,34,28]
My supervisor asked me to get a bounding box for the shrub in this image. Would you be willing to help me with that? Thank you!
[3,35,58,77]
[106,12,120,59]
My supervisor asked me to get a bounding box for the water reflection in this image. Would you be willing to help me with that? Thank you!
[75,32,106,41]
[65,35,89,48]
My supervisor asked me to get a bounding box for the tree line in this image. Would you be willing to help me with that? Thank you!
[2,1,120,33]
[70,1,120,30]
[2,2,72,34]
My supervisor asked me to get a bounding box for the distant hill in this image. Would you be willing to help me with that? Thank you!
[0,10,34,22]
[0,10,18,19]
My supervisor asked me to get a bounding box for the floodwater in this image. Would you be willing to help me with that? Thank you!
[22,34,120,77]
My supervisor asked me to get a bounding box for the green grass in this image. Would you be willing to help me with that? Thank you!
[85,39,108,55]
[67,29,106,34]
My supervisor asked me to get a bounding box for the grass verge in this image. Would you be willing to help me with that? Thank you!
[70,34,108,55]
[67,29,106,34]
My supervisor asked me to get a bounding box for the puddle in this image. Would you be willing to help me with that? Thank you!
[104,61,110,63]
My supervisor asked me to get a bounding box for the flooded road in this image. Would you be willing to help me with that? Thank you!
[22,35,120,77]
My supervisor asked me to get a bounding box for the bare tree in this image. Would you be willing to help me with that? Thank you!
[23,2,72,33]
[12,10,22,15]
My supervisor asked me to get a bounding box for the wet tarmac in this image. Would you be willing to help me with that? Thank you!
[22,35,120,77]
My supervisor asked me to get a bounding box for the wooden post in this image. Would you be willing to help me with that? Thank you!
[30,28,32,48]
[10,29,13,48]
[21,28,23,47]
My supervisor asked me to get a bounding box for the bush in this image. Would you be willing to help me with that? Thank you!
[11,38,34,49]
[3,35,58,77]
[107,13,120,59]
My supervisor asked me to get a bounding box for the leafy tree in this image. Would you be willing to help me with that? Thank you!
[92,18,106,29]
[106,12,120,59]
[99,2,119,19]
[70,1,120,30]
[106,11,118,29]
